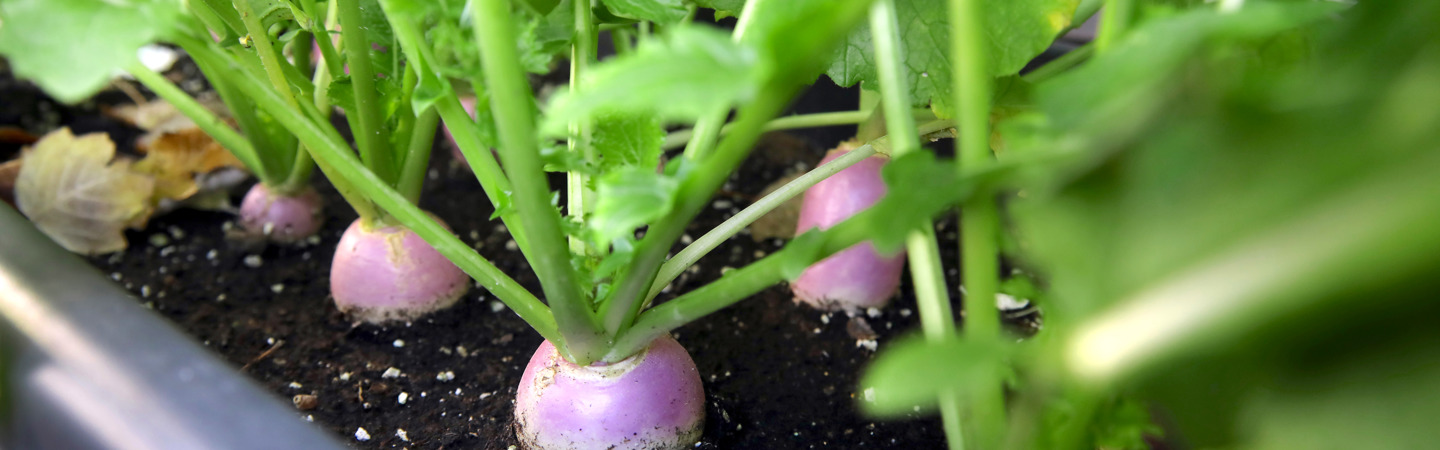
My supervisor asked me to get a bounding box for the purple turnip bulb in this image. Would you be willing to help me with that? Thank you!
[515,335,705,450]
[330,218,469,323]
[239,183,324,243]
[791,144,905,312]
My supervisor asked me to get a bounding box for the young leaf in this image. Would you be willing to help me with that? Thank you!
[858,334,1010,416]
[587,167,678,247]
[601,0,687,24]
[0,0,184,103]
[592,112,665,174]
[540,26,761,134]
[15,129,156,254]
[823,0,1078,114]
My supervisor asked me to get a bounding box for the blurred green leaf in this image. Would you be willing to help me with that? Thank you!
[1035,2,1341,137]
[823,0,1078,114]
[592,112,665,174]
[0,0,184,103]
[540,26,760,134]
[587,167,678,246]
[858,335,1010,416]
[601,0,688,24]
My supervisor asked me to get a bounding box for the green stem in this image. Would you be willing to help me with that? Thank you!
[678,0,767,161]
[646,120,954,303]
[609,147,1059,362]
[1095,0,1134,54]
[611,28,635,55]
[568,0,597,255]
[662,109,935,149]
[125,61,267,183]
[309,0,344,76]
[951,0,1006,445]
[600,83,795,338]
[294,31,315,78]
[647,143,877,302]
[337,0,395,184]
[872,1,964,447]
[234,0,299,107]
[217,53,562,343]
[472,0,604,364]
[601,0,876,341]
[856,86,886,142]
[1022,43,1093,84]
[397,107,438,204]
[433,95,531,255]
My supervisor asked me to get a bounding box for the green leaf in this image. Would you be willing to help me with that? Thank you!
[326,76,357,112]
[823,0,1078,113]
[600,0,688,24]
[0,0,184,103]
[540,26,761,135]
[858,334,1010,416]
[592,112,665,174]
[587,167,678,247]
[517,0,577,73]
[692,0,744,18]
[519,0,561,15]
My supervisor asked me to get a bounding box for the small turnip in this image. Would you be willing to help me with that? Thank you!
[238,183,324,243]
[515,335,705,450]
[791,144,905,312]
[330,217,469,323]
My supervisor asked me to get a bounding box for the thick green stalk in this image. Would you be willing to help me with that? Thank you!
[568,0,598,255]
[216,56,562,343]
[871,0,964,448]
[472,0,605,364]
[661,110,935,150]
[125,62,265,182]
[951,0,1006,444]
[397,107,439,204]
[337,0,395,184]
[1095,0,1134,53]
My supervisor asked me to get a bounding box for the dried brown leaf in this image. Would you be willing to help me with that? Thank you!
[15,128,155,254]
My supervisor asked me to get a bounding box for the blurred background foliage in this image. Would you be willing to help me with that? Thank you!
[865,0,1440,448]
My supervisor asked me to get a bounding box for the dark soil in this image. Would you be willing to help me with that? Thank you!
[5,59,1035,449]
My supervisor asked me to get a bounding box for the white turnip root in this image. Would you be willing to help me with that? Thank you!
[514,335,705,450]
[790,144,905,312]
[330,217,469,323]
[238,183,324,243]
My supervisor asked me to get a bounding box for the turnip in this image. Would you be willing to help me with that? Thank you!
[515,335,704,450]
[791,144,905,312]
[330,218,469,323]
[238,183,324,243]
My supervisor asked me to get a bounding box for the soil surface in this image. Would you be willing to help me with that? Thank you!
[5,56,1039,449]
